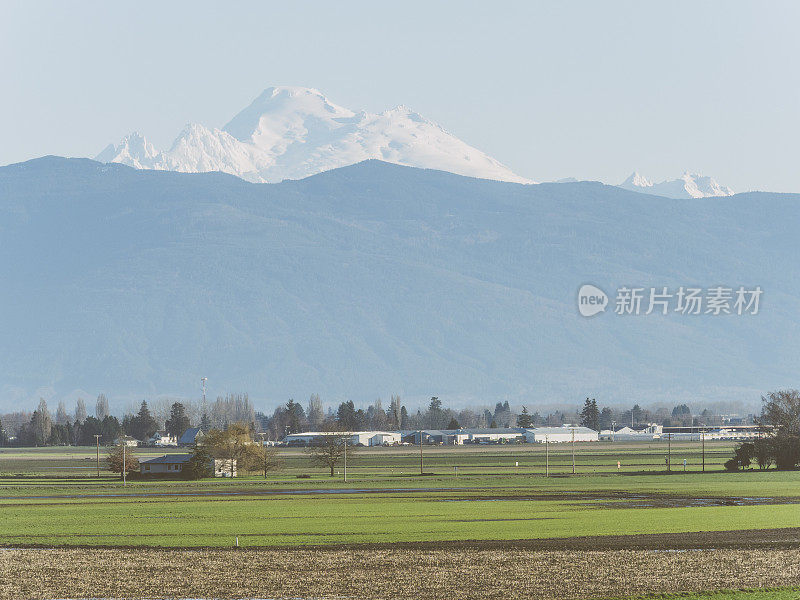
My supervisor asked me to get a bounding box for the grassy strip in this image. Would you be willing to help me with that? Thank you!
[623,589,800,600]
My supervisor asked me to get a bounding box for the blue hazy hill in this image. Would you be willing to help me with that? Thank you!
[1,157,798,411]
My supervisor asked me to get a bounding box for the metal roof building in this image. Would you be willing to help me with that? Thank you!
[524,426,599,443]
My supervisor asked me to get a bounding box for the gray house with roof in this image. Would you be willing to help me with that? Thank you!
[178,427,203,447]
[139,453,237,477]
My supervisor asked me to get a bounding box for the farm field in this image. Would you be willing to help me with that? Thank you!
[1,547,799,600]
[0,438,737,478]
[2,442,800,599]
[1,441,799,548]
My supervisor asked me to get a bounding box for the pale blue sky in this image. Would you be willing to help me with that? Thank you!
[1,1,798,191]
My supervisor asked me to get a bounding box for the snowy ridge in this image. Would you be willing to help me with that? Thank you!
[619,171,734,199]
[96,86,532,184]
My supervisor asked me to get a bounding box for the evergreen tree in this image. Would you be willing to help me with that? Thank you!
[516,406,533,428]
[336,401,358,430]
[165,402,191,438]
[599,407,614,430]
[199,413,211,433]
[284,399,307,434]
[387,395,402,429]
[426,396,444,428]
[580,398,600,431]
[399,406,409,429]
[126,401,158,441]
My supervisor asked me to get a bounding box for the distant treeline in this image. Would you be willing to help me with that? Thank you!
[0,391,744,446]
[0,393,255,447]
[254,395,733,442]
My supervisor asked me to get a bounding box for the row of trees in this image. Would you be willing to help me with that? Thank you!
[2,391,759,447]
[727,390,800,471]
[1,399,202,447]
[257,396,536,441]
[0,392,255,447]
[102,389,800,481]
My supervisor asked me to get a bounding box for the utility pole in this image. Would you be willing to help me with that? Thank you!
[702,428,705,473]
[94,434,101,477]
[343,437,347,483]
[611,421,616,443]
[545,435,549,477]
[419,430,424,475]
[667,432,672,472]
[571,427,576,474]
[259,433,268,479]
[122,440,126,486]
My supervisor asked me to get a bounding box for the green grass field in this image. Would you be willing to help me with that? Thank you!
[1,441,798,548]
[625,592,800,600]
[0,439,737,478]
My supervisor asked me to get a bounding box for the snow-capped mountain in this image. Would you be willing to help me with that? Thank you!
[96,86,532,184]
[619,171,734,199]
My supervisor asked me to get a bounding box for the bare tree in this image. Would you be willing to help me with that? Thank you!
[74,398,87,424]
[757,389,800,470]
[95,394,109,420]
[55,401,69,425]
[31,399,52,446]
[107,444,139,478]
[307,394,324,430]
[201,422,262,476]
[256,443,281,479]
[210,393,255,430]
[307,431,352,476]
[369,398,388,430]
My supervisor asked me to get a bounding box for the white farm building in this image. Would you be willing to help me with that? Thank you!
[284,431,402,447]
[524,426,599,443]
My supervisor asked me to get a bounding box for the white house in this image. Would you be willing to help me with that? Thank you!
[115,435,139,447]
[149,432,177,447]
[367,432,402,446]
[525,426,599,443]
[212,458,237,477]
[615,426,639,435]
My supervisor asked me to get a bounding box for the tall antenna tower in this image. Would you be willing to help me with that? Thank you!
[201,377,207,405]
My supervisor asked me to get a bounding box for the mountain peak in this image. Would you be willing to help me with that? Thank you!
[619,170,733,199]
[96,86,533,184]
[622,171,654,188]
[95,131,160,169]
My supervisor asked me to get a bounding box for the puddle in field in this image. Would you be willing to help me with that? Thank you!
[439,491,789,509]
[1,487,793,509]
[0,487,453,501]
